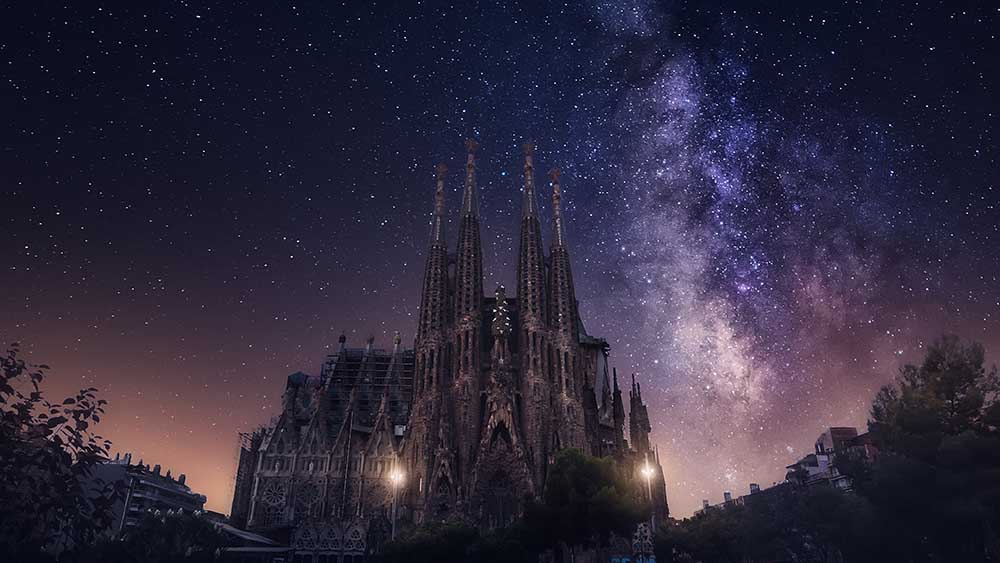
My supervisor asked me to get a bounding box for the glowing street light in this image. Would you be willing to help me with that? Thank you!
[635,460,657,563]
[389,468,404,540]
[641,456,655,527]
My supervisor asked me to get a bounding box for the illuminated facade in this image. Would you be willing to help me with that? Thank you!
[229,143,668,560]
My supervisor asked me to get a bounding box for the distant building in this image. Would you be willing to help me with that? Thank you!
[694,481,795,517]
[815,426,859,454]
[88,453,206,532]
[786,426,876,491]
[695,426,879,517]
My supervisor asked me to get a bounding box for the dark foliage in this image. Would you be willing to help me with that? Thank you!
[657,335,1000,563]
[0,343,118,560]
[380,519,530,563]
[69,509,225,563]
[380,448,646,562]
[523,448,648,551]
[856,335,1000,561]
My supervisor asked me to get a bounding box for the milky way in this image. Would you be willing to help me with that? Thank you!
[2,2,997,516]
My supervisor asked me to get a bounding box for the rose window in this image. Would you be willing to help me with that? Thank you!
[262,481,288,507]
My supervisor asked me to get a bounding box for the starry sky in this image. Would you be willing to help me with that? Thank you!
[2,1,997,517]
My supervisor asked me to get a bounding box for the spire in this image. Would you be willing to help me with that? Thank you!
[522,143,538,218]
[518,142,547,330]
[454,139,484,321]
[550,168,566,248]
[547,166,578,345]
[416,164,451,343]
[611,367,626,451]
[517,141,551,488]
[430,163,448,246]
[629,372,652,453]
[461,138,479,217]
[452,139,485,478]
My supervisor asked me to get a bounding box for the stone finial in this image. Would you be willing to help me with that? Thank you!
[523,142,534,156]
[435,163,448,181]
[465,138,479,154]
[393,330,402,347]
[548,167,561,183]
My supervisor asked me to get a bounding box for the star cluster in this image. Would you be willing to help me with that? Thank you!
[1,1,997,516]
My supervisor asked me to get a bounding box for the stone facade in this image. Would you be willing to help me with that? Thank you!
[230,142,668,560]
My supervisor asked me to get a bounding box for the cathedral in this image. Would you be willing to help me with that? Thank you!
[229,142,668,560]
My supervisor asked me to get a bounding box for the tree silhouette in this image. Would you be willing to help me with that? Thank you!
[0,343,118,560]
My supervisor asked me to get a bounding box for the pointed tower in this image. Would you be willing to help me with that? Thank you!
[454,139,483,322]
[516,143,551,485]
[416,164,450,351]
[406,163,457,522]
[452,139,484,490]
[612,368,627,451]
[547,168,585,450]
[629,373,652,454]
[517,143,546,327]
[547,167,580,355]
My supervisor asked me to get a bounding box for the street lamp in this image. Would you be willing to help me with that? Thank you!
[640,461,655,526]
[639,461,656,563]
[389,468,404,540]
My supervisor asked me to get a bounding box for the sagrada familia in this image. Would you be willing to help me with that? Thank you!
[229,141,668,559]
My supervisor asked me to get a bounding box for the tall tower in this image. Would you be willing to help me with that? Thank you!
[612,368,627,451]
[547,168,585,451]
[629,374,652,454]
[516,143,550,484]
[452,139,484,489]
[408,163,458,520]
[416,164,451,350]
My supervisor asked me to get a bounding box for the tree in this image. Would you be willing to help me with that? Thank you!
[381,449,646,562]
[522,448,647,560]
[871,335,999,453]
[379,519,482,563]
[72,509,225,563]
[854,335,1000,562]
[655,485,885,563]
[0,343,117,560]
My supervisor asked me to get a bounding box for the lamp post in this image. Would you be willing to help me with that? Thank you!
[640,462,654,525]
[639,461,656,563]
[389,468,403,540]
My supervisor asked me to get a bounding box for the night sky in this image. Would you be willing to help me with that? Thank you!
[2,1,997,517]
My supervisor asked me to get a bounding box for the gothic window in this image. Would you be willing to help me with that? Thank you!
[262,480,288,508]
[261,504,285,527]
[344,526,366,553]
[432,476,452,517]
[293,525,318,550]
[318,525,341,552]
[484,471,516,529]
[295,481,322,518]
